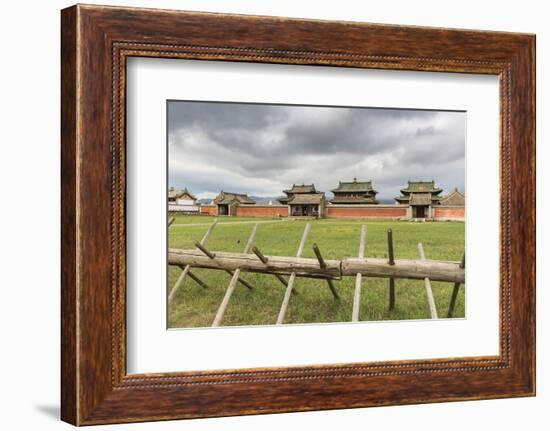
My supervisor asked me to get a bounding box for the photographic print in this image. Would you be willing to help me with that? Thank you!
[167,101,466,328]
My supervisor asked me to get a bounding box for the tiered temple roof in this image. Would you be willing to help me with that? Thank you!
[395,181,443,204]
[330,178,378,204]
[213,191,255,205]
[409,193,433,205]
[279,184,318,204]
[284,184,317,194]
[287,192,325,205]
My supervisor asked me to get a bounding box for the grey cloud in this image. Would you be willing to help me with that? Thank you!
[168,101,465,200]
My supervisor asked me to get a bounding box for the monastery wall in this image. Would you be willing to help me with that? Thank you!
[193,203,464,221]
[199,205,217,216]
[235,205,288,217]
[433,206,465,221]
[326,205,408,219]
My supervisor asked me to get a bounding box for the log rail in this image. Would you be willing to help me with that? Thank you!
[168,249,465,283]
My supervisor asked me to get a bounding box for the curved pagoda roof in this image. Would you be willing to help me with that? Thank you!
[331,178,377,194]
[283,184,317,194]
[287,192,325,205]
[395,195,442,204]
[395,196,411,203]
[409,193,433,205]
[330,195,378,204]
[400,180,443,195]
[213,191,255,205]
[395,181,443,204]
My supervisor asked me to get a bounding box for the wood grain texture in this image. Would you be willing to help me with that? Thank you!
[61,4,535,425]
[60,6,78,425]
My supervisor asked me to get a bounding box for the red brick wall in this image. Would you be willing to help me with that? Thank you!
[235,205,288,217]
[199,204,463,220]
[326,205,407,219]
[433,206,465,221]
[199,205,217,216]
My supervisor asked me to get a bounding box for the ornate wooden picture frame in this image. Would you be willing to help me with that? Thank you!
[61,4,535,425]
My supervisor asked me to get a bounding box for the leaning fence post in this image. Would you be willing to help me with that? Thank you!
[418,243,438,319]
[313,244,339,299]
[387,229,396,310]
[196,241,254,290]
[252,246,293,292]
[448,253,466,317]
[186,269,210,289]
[277,223,311,324]
[212,224,259,327]
[168,218,218,305]
[352,225,366,322]
[195,241,216,259]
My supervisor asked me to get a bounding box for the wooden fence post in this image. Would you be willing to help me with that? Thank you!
[252,246,289,288]
[276,223,311,324]
[195,242,255,290]
[448,253,466,317]
[387,229,396,310]
[186,269,210,289]
[312,244,339,299]
[352,225,366,322]
[212,224,259,327]
[168,218,218,305]
[418,243,438,319]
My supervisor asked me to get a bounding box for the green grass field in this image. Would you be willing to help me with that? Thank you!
[168,214,465,328]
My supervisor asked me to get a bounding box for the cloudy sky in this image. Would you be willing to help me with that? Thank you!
[168,101,465,201]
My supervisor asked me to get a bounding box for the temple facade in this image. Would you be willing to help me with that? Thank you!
[288,192,326,217]
[278,184,317,204]
[188,181,464,221]
[330,178,378,204]
[168,187,199,213]
[213,191,255,216]
[279,184,326,217]
[168,187,196,205]
[395,181,443,219]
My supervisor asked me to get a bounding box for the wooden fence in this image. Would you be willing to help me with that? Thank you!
[168,219,465,326]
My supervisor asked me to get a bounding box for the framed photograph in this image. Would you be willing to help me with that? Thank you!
[61,4,535,425]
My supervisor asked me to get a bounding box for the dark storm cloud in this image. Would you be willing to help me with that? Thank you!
[168,101,465,200]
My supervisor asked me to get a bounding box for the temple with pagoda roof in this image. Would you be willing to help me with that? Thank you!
[278,184,325,217]
[168,187,196,204]
[330,178,378,204]
[191,180,464,220]
[278,184,318,204]
[213,191,255,216]
[395,180,443,219]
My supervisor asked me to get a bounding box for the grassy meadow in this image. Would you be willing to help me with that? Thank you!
[168,214,465,328]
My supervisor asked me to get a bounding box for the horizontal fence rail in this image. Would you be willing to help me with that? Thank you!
[341,257,464,283]
[168,249,464,283]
